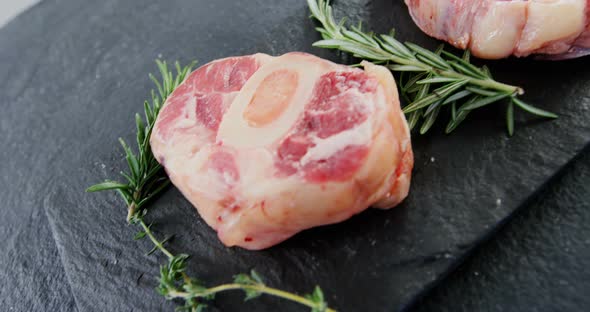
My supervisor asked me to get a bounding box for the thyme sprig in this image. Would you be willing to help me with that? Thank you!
[87,60,334,312]
[132,213,333,312]
[308,0,557,135]
[134,213,334,312]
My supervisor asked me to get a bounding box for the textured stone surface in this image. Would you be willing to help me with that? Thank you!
[0,0,588,311]
[0,1,76,311]
[410,147,590,312]
[0,210,76,312]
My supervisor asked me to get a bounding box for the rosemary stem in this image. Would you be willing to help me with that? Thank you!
[127,190,141,222]
[139,219,174,259]
[327,39,524,96]
[441,71,524,95]
[126,202,137,223]
[386,55,522,95]
[168,284,337,312]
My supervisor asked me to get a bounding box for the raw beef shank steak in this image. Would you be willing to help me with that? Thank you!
[151,52,413,250]
[406,0,590,59]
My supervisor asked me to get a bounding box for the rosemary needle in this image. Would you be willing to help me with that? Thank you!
[87,60,335,312]
[308,0,558,135]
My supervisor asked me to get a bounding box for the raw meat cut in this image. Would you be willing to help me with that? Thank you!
[405,0,590,59]
[151,52,413,250]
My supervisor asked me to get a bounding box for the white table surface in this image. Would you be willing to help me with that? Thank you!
[0,0,40,28]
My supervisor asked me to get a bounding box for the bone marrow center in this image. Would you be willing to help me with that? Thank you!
[243,69,299,127]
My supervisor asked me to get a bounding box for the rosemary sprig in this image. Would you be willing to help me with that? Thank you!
[86,60,194,221]
[87,60,334,312]
[308,0,558,135]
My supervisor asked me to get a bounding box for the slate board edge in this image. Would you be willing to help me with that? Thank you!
[42,190,83,312]
[400,142,590,312]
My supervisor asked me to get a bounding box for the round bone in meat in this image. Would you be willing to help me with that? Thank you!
[151,52,413,250]
[405,0,590,59]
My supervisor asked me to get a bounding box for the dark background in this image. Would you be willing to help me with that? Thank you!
[0,0,589,311]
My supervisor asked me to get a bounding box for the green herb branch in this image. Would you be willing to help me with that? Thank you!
[86,60,194,221]
[132,213,333,312]
[308,0,557,135]
[87,61,334,312]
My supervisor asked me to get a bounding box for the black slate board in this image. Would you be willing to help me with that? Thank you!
[1,0,588,311]
[412,147,590,312]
